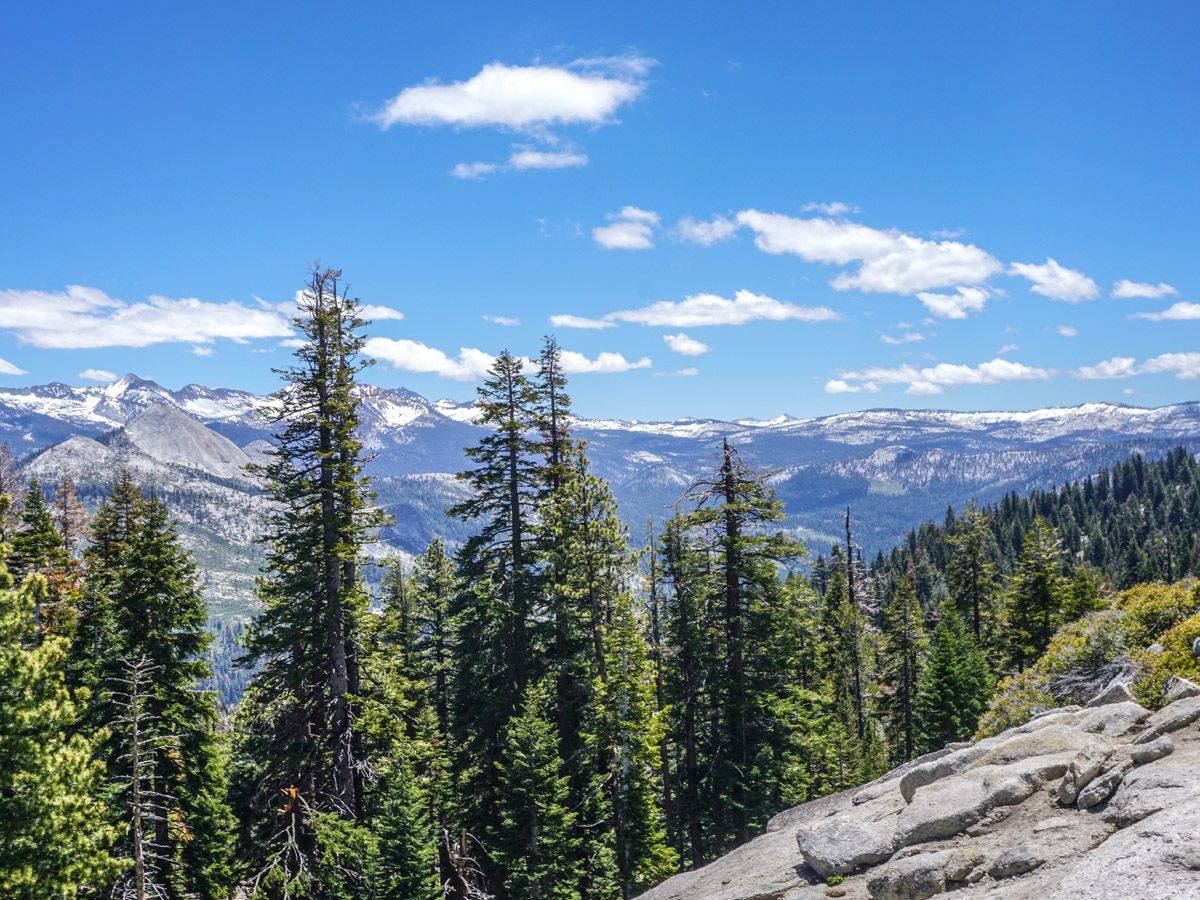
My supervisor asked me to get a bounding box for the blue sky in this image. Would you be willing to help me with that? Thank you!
[1,1,1198,420]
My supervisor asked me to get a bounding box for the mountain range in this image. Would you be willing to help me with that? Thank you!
[6,374,1200,621]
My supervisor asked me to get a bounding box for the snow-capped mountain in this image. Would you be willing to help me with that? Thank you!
[7,374,1200,620]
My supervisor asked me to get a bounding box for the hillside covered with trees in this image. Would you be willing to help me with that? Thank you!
[4,268,1200,899]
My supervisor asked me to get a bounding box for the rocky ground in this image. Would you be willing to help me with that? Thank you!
[640,677,1200,900]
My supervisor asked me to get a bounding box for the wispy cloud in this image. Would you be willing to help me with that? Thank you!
[370,57,650,131]
[361,304,405,321]
[828,357,1053,396]
[365,337,649,380]
[557,289,841,328]
[593,206,660,250]
[548,314,616,330]
[509,149,588,170]
[657,367,700,377]
[880,330,927,345]
[663,333,710,356]
[0,358,26,376]
[450,161,500,180]
[1075,352,1200,381]
[1112,279,1178,299]
[0,285,293,349]
[78,368,117,382]
[1133,302,1200,322]
[916,286,991,319]
[675,215,738,246]
[482,314,520,326]
[1056,325,1078,337]
[801,201,858,215]
[736,209,1001,294]
[1009,258,1099,302]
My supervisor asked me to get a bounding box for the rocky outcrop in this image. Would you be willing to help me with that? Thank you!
[638,686,1200,900]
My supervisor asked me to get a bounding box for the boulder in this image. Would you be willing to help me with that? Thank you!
[865,847,983,900]
[1073,700,1150,736]
[1051,793,1200,899]
[795,820,895,878]
[1130,734,1174,764]
[1058,748,1112,806]
[896,753,1074,845]
[1086,681,1132,707]
[1133,694,1200,744]
[988,844,1046,879]
[1192,635,1200,659]
[1105,746,1200,825]
[1163,675,1200,702]
[1075,760,1131,809]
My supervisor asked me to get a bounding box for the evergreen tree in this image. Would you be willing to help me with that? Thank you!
[591,590,678,898]
[494,680,580,900]
[9,479,74,633]
[89,491,235,899]
[659,514,716,868]
[447,349,545,872]
[946,503,997,646]
[914,603,991,753]
[1006,518,1065,669]
[879,570,925,763]
[0,564,120,897]
[235,266,382,894]
[678,440,805,849]
[373,749,439,900]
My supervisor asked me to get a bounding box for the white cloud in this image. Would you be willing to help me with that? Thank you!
[1009,258,1099,302]
[658,367,700,377]
[676,215,738,246]
[736,209,1001,294]
[1141,352,1200,380]
[832,357,1053,396]
[608,289,840,327]
[78,368,117,382]
[549,314,616,330]
[0,357,26,376]
[508,149,588,170]
[593,206,660,250]
[279,338,307,349]
[451,161,500,180]
[0,285,294,349]
[916,286,990,319]
[191,346,214,357]
[1112,279,1178,299]
[1133,302,1200,322]
[365,337,495,381]
[366,338,649,380]
[1075,357,1138,380]
[371,59,647,131]
[824,378,878,394]
[558,351,651,374]
[801,201,858,215]
[880,330,926,345]
[361,304,405,321]
[997,343,1019,355]
[1056,325,1078,337]
[483,314,520,326]
[663,333,710,356]
[1073,352,1200,382]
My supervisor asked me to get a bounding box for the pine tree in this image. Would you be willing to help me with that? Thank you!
[914,602,991,753]
[373,749,439,900]
[494,680,580,900]
[678,440,805,848]
[0,565,121,897]
[447,349,546,871]
[1006,518,1065,669]
[591,591,678,898]
[879,570,925,763]
[660,514,716,868]
[87,491,234,899]
[235,266,383,893]
[946,503,997,646]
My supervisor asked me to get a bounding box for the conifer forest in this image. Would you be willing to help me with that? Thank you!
[5,269,1200,900]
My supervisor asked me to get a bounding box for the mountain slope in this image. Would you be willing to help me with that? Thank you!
[6,375,1200,620]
